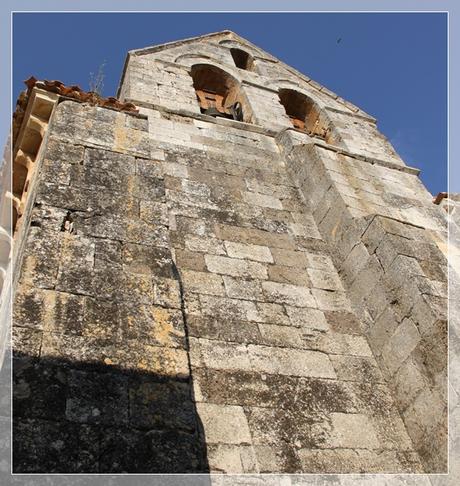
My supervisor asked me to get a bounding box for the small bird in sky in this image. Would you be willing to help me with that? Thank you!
[337,37,342,44]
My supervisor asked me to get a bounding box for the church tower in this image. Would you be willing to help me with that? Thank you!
[11,31,447,474]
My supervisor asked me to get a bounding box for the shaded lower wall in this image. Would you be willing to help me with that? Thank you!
[13,354,208,473]
[280,131,448,472]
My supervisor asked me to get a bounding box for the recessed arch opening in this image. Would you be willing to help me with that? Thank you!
[278,88,331,141]
[230,48,254,71]
[190,64,252,123]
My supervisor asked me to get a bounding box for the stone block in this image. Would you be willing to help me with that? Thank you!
[270,248,309,267]
[189,338,252,372]
[214,223,295,250]
[13,360,68,421]
[175,249,207,272]
[305,252,336,272]
[324,310,362,334]
[181,270,225,296]
[381,317,421,376]
[324,412,380,449]
[187,315,261,344]
[329,355,384,383]
[224,241,273,263]
[257,323,304,348]
[66,369,128,425]
[185,235,226,255]
[307,268,343,291]
[205,254,268,279]
[247,344,337,379]
[262,281,316,308]
[243,191,283,210]
[40,332,189,378]
[152,276,182,308]
[207,444,244,473]
[223,276,264,301]
[119,303,186,348]
[12,328,42,360]
[122,243,174,278]
[311,289,352,312]
[267,265,311,286]
[139,200,169,226]
[256,302,291,326]
[196,403,252,444]
[199,294,261,322]
[128,379,196,432]
[285,306,329,332]
[18,228,62,290]
[13,418,99,473]
[303,331,373,357]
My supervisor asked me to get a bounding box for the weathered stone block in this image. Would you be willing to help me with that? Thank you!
[223,276,264,301]
[324,412,380,449]
[181,270,225,296]
[214,223,295,250]
[196,403,252,444]
[247,344,337,378]
[285,306,329,332]
[270,248,309,267]
[129,379,196,432]
[307,268,344,291]
[311,289,352,312]
[381,318,421,376]
[224,241,273,263]
[205,254,268,280]
[66,369,128,425]
[267,264,310,286]
[262,281,315,308]
[189,338,251,372]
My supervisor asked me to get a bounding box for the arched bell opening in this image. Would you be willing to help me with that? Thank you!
[190,64,253,123]
[278,88,332,142]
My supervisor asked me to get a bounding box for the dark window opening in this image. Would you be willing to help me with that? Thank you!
[278,89,330,141]
[190,64,250,123]
[230,48,254,71]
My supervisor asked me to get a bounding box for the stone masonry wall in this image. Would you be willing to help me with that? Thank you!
[280,132,448,472]
[12,31,448,474]
[14,99,424,474]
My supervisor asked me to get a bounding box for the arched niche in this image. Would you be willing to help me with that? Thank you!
[229,48,254,71]
[278,88,331,142]
[174,53,214,64]
[190,64,253,123]
[218,39,260,55]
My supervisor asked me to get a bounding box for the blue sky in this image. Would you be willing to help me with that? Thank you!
[12,12,447,195]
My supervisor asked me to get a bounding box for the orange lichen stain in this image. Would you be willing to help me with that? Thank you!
[137,358,149,371]
[113,113,144,155]
[126,313,135,329]
[151,307,175,345]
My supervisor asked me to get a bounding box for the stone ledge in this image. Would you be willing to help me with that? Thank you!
[277,128,421,176]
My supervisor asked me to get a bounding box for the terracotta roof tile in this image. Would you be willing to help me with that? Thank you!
[13,76,139,144]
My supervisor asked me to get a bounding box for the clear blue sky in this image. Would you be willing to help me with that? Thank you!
[12,12,447,195]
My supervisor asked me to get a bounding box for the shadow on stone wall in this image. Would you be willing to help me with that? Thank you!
[13,352,210,474]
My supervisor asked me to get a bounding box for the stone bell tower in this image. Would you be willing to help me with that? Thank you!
[11,31,448,474]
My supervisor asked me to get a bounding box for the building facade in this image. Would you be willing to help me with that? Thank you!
[11,31,448,474]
